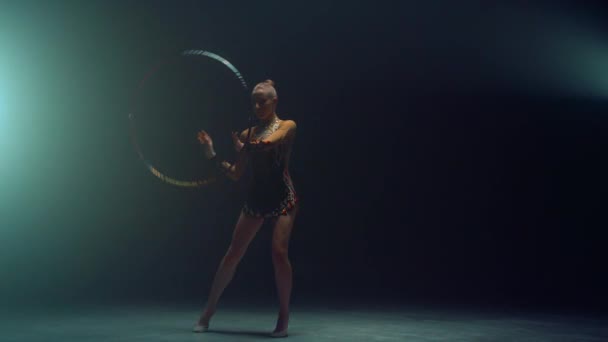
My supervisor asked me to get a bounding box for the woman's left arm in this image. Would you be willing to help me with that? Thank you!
[249,120,297,150]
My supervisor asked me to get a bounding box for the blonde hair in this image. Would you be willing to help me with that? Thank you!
[253,79,277,99]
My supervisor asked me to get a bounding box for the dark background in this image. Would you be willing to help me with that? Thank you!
[1,0,607,313]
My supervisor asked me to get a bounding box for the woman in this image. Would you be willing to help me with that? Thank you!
[194,80,298,338]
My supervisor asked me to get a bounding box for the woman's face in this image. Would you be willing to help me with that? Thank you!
[251,87,277,120]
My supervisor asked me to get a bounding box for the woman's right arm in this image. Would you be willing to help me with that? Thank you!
[198,129,248,181]
[219,149,248,181]
[221,129,252,181]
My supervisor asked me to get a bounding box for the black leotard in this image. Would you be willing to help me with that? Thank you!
[242,119,297,218]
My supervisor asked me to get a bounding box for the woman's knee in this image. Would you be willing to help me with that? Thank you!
[271,245,289,261]
[224,245,246,264]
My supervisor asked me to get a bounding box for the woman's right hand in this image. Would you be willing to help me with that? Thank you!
[231,131,244,153]
[197,130,216,159]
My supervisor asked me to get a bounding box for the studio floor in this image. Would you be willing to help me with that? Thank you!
[0,301,605,341]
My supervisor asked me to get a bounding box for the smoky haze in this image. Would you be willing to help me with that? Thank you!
[0,0,606,312]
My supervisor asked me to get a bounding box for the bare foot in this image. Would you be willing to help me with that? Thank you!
[273,312,289,333]
[198,307,216,327]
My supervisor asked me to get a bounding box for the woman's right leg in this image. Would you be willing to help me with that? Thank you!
[198,211,264,326]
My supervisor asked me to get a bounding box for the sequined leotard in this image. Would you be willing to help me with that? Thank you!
[242,118,297,218]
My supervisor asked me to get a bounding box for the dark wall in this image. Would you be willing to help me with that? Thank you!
[1,1,606,311]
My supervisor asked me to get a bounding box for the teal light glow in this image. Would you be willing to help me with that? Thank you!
[0,91,4,129]
[490,5,608,98]
[0,71,10,157]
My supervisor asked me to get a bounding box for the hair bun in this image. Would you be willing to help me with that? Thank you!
[263,79,275,87]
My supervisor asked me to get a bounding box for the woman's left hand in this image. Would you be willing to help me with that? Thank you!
[247,139,271,151]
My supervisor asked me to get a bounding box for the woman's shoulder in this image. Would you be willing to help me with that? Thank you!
[279,119,296,130]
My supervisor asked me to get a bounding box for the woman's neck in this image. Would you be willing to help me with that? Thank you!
[259,113,278,125]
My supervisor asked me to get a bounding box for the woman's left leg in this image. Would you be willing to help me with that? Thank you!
[271,207,297,334]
